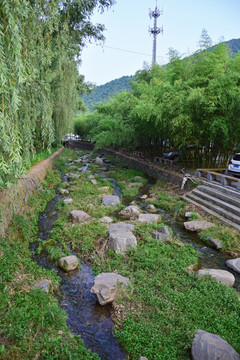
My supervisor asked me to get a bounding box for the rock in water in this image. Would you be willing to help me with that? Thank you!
[191,330,240,360]
[226,258,240,274]
[58,256,79,272]
[91,272,130,305]
[196,269,235,287]
[184,220,215,232]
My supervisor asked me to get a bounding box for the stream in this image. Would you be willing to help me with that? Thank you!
[32,155,240,360]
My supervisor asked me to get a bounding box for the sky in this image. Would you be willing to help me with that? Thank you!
[78,0,240,85]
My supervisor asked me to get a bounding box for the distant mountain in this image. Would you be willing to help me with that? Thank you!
[209,38,240,55]
[82,75,134,112]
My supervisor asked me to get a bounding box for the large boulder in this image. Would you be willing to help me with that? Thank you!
[184,220,215,232]
[91,272,130,305]
[151,226,171,242]
[118,205,141,220]
[58,255,79,272]
[109,222,136,254]
[70,210,91,223]
[102,195,120,207]
[191,330,240,360]
[196,269,235,287]
[137,214,160,224]
[226,258,240,274]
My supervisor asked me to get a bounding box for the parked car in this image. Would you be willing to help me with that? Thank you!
[162,151,179,162]
[227,153,240,177]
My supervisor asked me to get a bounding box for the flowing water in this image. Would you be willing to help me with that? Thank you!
[32,157,240,360]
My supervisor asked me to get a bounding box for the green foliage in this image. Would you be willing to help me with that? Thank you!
[199,224,240,253]
[0,0,115,188]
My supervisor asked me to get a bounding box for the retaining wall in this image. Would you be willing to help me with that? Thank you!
[103,149,184,187]
[0,147,64,236]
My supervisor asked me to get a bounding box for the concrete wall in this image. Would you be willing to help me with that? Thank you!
[0,147,64,236]
[103,149,184,187]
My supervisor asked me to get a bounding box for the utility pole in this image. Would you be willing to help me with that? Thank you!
[149,3,163,65]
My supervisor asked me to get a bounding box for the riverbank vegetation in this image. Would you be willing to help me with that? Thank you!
[1,149,240,359]
[77,39,240,168]
[0,0,114,188]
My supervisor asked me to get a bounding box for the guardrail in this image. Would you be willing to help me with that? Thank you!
[196,168,240,190]
[154,156,175,166]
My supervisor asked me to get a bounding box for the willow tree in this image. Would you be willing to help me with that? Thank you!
[0,0,115,187]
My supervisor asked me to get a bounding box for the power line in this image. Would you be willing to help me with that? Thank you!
[103,45,167,60]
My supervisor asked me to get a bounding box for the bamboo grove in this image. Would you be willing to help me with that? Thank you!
[0,0,114,188]
[78,41,240,168]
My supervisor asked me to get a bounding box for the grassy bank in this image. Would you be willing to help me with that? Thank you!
[1,148,240,359]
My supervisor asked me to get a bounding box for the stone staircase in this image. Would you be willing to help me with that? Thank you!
[183,182,240,231]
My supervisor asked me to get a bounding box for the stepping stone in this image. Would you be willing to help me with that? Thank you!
[226,258,240,274]
[102,195,120,207]
[191,330,240,360]
[137,214,160,224]
[184,220,215,232]
[91,272,130,305]
[196,269,235,287]
[70,210,91,223]
[205,236,222,250]
[58,255,79,272]
[109,222,136,254]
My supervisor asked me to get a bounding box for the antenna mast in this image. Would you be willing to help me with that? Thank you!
[149,2,163,65]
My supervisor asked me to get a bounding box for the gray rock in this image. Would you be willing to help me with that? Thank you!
[146,204,157,213]
[100,216,113,224]
[205,236,222,250]
[134,176,143,180]
[118,205,141,220]
[90,272,130,305]
[88,175,95,179]
[96,157,103,165]
[63,197,73,204]
[90,179,97,185]
[109,222,136,254]
[184,220,215,232]
[196,269,235,287]
[58,256,79,272]
[102,195,120,207]
[185,211,199,219]
[151,226,171,241]
[137,214,160,224]
[34,279,51,293]
[59,189,69,195]
[226,258,240,274]
[140,194,148,200]
[128,182,143,187]
[66,173,80,179]
[191,330,240,360]
[98,186,110,191]
[139,358,148,360]
[109,222,135,232]
[70,210,91,223]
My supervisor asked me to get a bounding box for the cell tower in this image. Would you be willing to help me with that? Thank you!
[149,2,163,65]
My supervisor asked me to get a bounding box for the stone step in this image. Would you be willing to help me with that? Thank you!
[185,192,240,228]
[191,188,240,216]
[199,179,240,200]
[196,185,240,208]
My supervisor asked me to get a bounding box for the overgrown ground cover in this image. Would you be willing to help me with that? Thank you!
[0,168,99,359]
[1,148,240,360]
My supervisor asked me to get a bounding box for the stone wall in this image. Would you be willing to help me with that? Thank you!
[103,149,184,187]
[0,147,64,236]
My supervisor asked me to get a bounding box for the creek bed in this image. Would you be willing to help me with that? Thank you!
[32,156,239,360]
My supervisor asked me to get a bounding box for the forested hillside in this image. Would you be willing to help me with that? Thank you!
[82,75,134,111]
[0,0,114,188]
